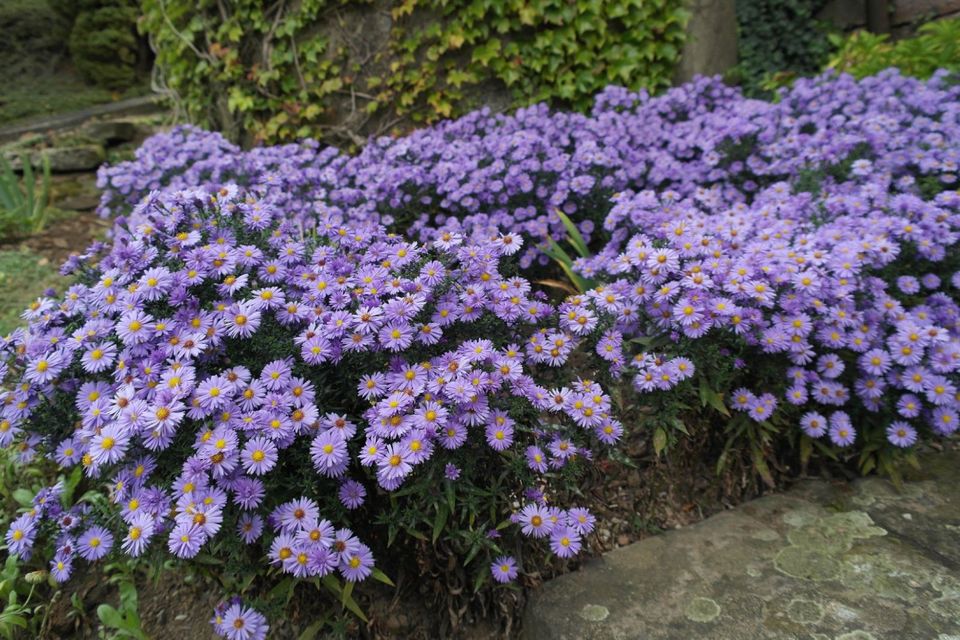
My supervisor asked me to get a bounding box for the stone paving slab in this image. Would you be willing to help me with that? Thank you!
[524,449,960,640]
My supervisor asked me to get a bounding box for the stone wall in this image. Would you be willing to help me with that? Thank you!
[819,0,960,36]
[674,0,739,83]
[672,0,960,85]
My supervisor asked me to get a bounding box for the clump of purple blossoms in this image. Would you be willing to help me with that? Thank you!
[5,68,960,629]
[2,183,610,625]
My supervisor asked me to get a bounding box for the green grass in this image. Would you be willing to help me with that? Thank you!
[0,249,68,336]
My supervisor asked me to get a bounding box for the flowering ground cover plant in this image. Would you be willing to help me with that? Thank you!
[5,68,960,635]
[3,187,614,637]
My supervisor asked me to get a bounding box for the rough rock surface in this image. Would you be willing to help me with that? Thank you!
[5,145,105,173]
[524,448,960,639]
[674,0,738,84]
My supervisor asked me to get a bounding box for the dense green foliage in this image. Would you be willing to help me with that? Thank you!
[0,0,69,80]
[68,2,145,90]
[734,0,832,95]
[827,16,960,80]
[141,0,689,145]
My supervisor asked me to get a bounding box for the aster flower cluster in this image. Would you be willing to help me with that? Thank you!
[5,67,960,630]
[576,180,960,449]
[2,184,611,625]
[566,71,960,453]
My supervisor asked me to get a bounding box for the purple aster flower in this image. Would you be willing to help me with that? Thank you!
[241,437,278,475]
[921,273,941,290]
[801,412,828,438]
[378,323,414,351]
[339,542,374,582]
[91,423,130,466]
[278,498,319,532]
[121,513,155,557]
[485,415,515,451]
[81,342,117,374]
[443,463,461,480]
[338,480,366,509]
[168,522,204,558]
[747,393,777,422]
[817,354,844,379]
[50,551,73,583]
[518,503,552,538]
[490,556,518,584]
[525,445,548,472]
[215,602,269,640]
[931,407,958,435]
[828,412,856,447]
[896,394,922,418]
[886,421,917,448]
[567,508,596,535]
[897,276,920,294]
[310,430,348,478]
[225,300,261,339]
[237,513,264,544]
[78,526,114,561]
[5,514,37,557]
[376,443,413,488]
[549,526,582,558]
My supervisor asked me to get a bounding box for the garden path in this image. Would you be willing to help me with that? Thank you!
[524,447,960,639]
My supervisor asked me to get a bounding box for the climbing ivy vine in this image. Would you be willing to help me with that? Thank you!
[141,0,689,145]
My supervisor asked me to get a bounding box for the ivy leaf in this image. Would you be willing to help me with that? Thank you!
[472,39,502,67]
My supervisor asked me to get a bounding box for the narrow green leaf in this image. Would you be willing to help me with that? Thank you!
[554,209,590,258]
[370,567,395,587]
[405,527,428,541]
[298,620,325,640]
[751,446,775,488]
[799,435,813,469]
[341,579,354,607]
[671,417,689,436]
[432,504,449,544]
[472,568,487,593]
[445,481,455,513]
[340,587,368,622]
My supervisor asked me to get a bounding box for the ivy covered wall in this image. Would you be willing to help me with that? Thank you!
[142,0,690,146]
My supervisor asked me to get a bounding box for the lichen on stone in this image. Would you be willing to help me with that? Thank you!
[684,597,721,623]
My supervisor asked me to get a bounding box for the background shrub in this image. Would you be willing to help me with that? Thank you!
[733,0,833,95]
[827,16,960,80]
[0,0,70,80]
[67,0,147,91]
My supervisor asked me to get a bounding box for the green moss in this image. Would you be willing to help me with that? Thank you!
[0,249,69,337]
